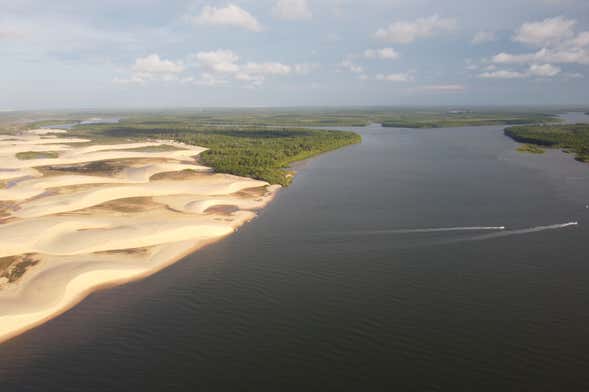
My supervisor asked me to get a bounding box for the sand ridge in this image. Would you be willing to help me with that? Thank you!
[0,128,280,343]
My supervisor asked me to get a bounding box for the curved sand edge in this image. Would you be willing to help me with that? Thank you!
[0,215,276,344]
[0,240,203,344]
[0,130,281,344]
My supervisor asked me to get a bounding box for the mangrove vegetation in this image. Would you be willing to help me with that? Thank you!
[505,123,589,163]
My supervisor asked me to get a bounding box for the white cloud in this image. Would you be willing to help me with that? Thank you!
[0,17,138,55]
[375,72,413,82]
[190,4,262,32]
[492,52,532,63]
[573,31,589,47]
[415,84,465,92]
[242,62,292,75]
[364,47,399,60]
[272,0,312,21]
[133,54,184,74]
[293,63,320,74]
[464,58,478,70]
[191,50,317,86]
[375,15,457,44]
[233,62,293,86]
[489,17,589,69]
[514,16,576,47]
[117,49,312,87]
[479,64,561,79]
[479,70,528,79]
[562,72,584,79]
[116,54,185,83]
[493,47,589,65]
[194,49,240,73]
[528,63,561,77]
[472,31,495,44]
[193,73,229,86]
[338,60,364,73]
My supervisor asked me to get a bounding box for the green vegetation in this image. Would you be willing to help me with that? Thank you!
[505,123,589,163]
[43,161,124,176]
[38,108,560,129]
[48,108,565,184]
[380,112,559,128]
[72,121,361,186]
[112,108,560,128]
[121,144,183,153]
[2,107,569,137]
[2,107,574,184]
[189,129,360,185]
[15,151,59,160]
[516,144,545,154]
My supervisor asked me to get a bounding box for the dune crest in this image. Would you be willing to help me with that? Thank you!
[0,129,280,343]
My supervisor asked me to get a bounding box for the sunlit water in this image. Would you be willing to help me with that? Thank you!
[1,113,589,391]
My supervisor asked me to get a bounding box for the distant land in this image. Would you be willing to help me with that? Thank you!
[505,123,589,163]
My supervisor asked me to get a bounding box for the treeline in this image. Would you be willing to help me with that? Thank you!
[75,123,361,186]
[181,129,360,185]
[72,109,560,129]
[381,113,559,128]
[505,123,589,163]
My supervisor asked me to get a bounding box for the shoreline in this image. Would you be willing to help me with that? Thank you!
[0,214,275,345]
[0,129,280,344]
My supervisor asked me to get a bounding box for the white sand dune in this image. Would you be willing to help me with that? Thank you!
[0,167,42,181]
[0,211,252,257]
[0,136,90,146]
[0,131,280,344]
[14,176,269,218]
[26,128,69,135]
[0,162,209,201]
[2,148,205,170]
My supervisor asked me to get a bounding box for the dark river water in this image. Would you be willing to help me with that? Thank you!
[2,113,589,391]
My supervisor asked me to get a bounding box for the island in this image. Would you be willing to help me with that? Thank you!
[505,123,589,162]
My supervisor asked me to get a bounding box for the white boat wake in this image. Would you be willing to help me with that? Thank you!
[336,222,579,240]
[463,221,579,242]
[343,226,506,235]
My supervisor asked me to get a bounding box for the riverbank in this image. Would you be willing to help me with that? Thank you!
[0,129,280,343]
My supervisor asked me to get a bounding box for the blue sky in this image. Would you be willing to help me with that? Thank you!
[1,0,589,109]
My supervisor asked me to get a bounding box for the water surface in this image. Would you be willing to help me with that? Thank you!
[1,113,589,391]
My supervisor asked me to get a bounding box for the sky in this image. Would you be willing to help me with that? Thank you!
[1,0,589,109]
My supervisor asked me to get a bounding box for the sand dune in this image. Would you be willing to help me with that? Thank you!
[0,130,280,344]
[26,128,69,135]
[0,162,209,201]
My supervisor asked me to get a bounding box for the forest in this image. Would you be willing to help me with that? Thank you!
[505,123,589,163]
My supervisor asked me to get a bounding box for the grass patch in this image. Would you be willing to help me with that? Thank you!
[120,144,184,153]
[43,160,124,176]
[516,144,545,154]
[15,151,59,160]
[505,123,589,163]
[0,255,40,283]
[0,256,14,275]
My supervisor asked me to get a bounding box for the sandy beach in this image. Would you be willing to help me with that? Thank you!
[0,129,280,344]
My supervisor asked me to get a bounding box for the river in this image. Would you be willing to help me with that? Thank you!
[1,113,588,391]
